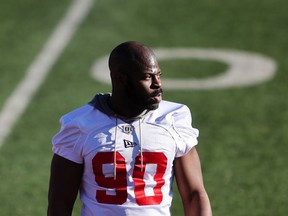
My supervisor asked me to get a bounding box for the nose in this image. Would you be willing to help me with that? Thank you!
[152,74,162,88]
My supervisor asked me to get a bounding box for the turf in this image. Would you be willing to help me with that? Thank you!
[0,0,287,215]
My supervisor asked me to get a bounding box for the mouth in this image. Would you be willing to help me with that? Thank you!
[150,89,163,103]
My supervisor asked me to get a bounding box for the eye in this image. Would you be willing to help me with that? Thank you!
[143,74,152,80]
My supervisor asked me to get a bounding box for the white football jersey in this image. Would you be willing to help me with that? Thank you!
[52,94,199,216]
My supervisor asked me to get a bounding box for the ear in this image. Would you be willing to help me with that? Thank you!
[116,72,127,84]
[111,72,127,91]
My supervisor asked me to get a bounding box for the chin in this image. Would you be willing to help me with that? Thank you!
[147,103,160,110]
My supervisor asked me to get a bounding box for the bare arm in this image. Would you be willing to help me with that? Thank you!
[174,147,212,216]
[47,154,84,216]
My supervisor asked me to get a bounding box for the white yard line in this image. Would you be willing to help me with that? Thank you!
[0,0,94,148]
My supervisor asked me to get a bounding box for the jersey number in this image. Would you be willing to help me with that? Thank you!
[92,152,167,205]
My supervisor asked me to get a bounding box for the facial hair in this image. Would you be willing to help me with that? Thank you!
[146,88,163,110]
[125,79,163,111]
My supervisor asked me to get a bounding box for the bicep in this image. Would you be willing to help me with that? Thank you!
[174,147,204,197]
[48,154,84,215]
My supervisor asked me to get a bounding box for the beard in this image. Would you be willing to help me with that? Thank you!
[145,88,163,110]
[125,80,163,111]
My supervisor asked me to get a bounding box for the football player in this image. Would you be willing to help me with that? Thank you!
[48,41,212,216]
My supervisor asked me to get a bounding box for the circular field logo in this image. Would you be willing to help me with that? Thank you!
[91,48,277,90]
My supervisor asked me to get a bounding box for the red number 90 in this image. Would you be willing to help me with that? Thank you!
[92,152,168,206]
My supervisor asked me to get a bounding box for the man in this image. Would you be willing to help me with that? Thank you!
[48,41,212,216]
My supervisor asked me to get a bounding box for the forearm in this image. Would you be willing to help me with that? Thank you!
[175,148,212,216]
[183,190,212,216]
[47,181,77,216]
[47,154,83,216]
[47,203,73,216]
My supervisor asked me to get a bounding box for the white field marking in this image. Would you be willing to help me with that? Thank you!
[0,0,94,148]
[91,48,277,90]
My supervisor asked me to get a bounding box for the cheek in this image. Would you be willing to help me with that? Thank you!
[136,83,152,97]
[125,80,143,98]
[127,77,152,99]
[131,81,151,94]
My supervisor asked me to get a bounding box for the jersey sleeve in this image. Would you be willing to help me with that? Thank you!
[52,116,85,164]
[172,105,199,158]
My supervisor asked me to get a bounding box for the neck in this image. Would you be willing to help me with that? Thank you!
[108,95,146,118]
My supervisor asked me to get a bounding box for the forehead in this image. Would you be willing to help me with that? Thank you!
[139,54,160,74]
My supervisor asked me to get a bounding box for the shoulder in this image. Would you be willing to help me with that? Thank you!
[145,100,199,157]
[53,104,96,143]
[146,100,191,124]
[158,100,190,115]
[60,104,94,123]
[60,103,108,129]
[52,104,107,163]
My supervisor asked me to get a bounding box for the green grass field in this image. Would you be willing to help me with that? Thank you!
[0,0,287,215]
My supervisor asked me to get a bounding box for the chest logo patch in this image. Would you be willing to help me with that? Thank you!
[124,139,137,148]
[122,125,134,134]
